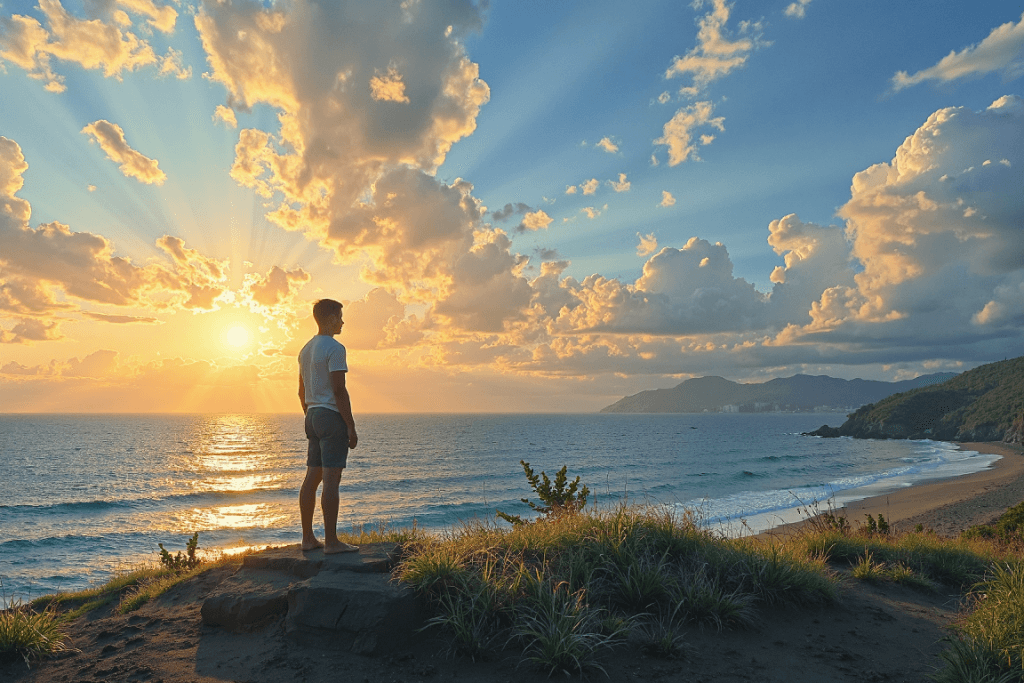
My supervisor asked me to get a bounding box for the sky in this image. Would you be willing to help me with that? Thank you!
[0,0,1022,413]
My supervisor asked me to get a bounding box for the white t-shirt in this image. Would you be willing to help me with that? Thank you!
[298,335,349,412]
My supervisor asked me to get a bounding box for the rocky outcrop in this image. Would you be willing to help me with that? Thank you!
[803,356,1024,443]
[201,543,422,655]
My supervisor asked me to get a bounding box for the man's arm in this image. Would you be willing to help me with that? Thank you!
[330,370,358,449]
[298,373,307,414]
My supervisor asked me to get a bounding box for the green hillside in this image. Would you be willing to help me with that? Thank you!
[813,356,1024,442]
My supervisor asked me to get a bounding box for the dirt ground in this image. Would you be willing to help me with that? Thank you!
[1,560,968,683]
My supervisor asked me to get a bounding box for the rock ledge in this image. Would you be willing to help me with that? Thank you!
[201,543,421,655]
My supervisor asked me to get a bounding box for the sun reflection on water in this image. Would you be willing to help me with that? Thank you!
[180,503,288,529]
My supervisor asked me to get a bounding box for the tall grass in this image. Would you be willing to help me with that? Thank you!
[397,503,837,672]
[933,563,1024,683]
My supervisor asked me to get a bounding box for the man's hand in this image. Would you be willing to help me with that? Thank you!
[348,430,358,449]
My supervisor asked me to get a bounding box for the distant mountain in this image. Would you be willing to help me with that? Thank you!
[807,356,1024,443]
[599,372,958,414]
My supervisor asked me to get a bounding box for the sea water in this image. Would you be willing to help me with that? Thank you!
[0,413,998,598]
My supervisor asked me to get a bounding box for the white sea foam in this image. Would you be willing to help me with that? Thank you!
[687,441,999,536]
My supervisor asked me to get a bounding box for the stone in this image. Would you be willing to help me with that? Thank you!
[285,572,423,654]
[202,543,421,654]
[201,569,292,630]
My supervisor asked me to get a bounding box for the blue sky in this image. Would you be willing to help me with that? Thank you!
[1,0,1022,412]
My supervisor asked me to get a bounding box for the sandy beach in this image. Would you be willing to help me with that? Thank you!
[4,440,1024,683]
[765,441,1024,538]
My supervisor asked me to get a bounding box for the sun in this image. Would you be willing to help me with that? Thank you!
[224,325,251,348]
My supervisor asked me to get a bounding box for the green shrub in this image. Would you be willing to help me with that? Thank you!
[496,461,590,525]
[158,532,202,572]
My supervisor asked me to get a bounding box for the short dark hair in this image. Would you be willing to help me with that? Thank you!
[312,299,343,324]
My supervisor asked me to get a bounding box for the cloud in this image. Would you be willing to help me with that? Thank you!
[157,47,191,80]
[550,238,766,336]
[0,136,231,313]
[636,232,658,256]
[580,206,601,219]
[784,0,813,19]
[776,95,1024,353]
[564,185,577,195]
[65,349,119,377]
[518,210,553,232]
[665,0,763,94]
[0,277,75,316]
[197,0,490,298]
[660,190,676,207]
[79,311,158,323]
[340,287,408,349]
[608,173,630,192]
[369,65,411,103]
[0,317,63,344]
[81,120,166,185]
[240,265,310,311]
[0,0,171,93]
[490,202,531,222]
[766,214,856,326]
[654,100,725,165]
[432,229,533,332]
[596,137,619,153]
[580,178,599,195]
[213,105,238,128]
[892,13,1024,92]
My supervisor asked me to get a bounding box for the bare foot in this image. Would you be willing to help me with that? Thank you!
[301,538,324,551]
[324,542,360,555]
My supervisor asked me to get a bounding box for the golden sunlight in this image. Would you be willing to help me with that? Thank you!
[224,324,251,348]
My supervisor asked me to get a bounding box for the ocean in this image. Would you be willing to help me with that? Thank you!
[0,413,999,599]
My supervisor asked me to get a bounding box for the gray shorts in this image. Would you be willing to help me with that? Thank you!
[305,407,349,468]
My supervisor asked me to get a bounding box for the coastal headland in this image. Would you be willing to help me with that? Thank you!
[4,441,1023,683]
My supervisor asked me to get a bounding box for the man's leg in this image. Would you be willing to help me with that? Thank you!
[300,466,323,551]
[321,467,358,554]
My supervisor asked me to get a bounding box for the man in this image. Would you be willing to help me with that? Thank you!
[298,298,359,554]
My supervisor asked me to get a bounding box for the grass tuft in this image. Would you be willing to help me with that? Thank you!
[0,597,74,665]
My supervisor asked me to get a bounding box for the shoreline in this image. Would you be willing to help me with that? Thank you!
[763,441,1024,538]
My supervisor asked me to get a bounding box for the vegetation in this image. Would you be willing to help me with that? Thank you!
[829,355,1024,441]
[158,532,202,572]
[400,463,1024,677]
[0,596,73,665]
[496,460,591,525]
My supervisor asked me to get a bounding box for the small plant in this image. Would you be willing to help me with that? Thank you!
[497,461,590,525]
[512,579,620,676]
[851,551,886,583]
[0,597,74,665]
[608,552,673,612]
[877,513,890,535]
[158,532,202,572]
[424,578,506,660]
[794,495,850,534]
[635,612,687,659]
[886,563,935,592]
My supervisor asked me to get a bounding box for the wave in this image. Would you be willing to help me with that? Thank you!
[676,446,999,531]
[0,487,296,516]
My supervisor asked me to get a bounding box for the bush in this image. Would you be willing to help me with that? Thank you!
[158,532,202,572]
[496,461,590,525]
